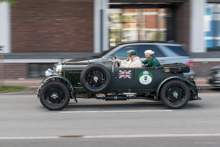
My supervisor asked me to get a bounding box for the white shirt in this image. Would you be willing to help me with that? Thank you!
[129,57,142,68]
[120,58,131,68]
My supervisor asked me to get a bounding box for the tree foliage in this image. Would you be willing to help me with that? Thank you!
[0,0,16,5]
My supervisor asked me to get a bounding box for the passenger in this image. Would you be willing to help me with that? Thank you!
[142,50,161,67]
[129,51,142,68]
[119,50,134,67]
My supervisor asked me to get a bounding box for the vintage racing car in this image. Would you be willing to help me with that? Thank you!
[37,58,201,110]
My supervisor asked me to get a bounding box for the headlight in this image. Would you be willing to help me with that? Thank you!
[58,59,62,65]
[56,65,62,75]
[52,60,63,76]
[45,68,54,77]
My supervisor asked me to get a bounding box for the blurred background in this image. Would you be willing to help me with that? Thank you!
[0,0,220,80]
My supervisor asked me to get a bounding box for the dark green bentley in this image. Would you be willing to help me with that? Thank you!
[37,58,201,110]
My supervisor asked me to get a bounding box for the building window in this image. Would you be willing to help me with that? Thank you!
[109,8,167,47]
[29,63,54,78]
[205,4,220,50]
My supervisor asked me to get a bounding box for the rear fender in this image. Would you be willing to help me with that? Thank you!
[38,76,77,102]
[156,76,197,100]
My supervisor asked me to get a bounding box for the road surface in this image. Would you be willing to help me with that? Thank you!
[0,87,219,147]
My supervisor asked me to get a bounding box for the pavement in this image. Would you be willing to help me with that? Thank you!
[2,78,43,87]
[1,77,210,87]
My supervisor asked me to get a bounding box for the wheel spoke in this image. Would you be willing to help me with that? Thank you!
[94,82,98,87]
[91,81,95,87]
[89,71,94,76]
[97,71,101,77]
[97,80,103,86]
[93,70,97,76]
[87,78,93,82]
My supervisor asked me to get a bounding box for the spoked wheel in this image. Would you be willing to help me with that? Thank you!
[80,64,111,93]
[160,80,190,109]
[39,81,70,110]
[86,69,106,89]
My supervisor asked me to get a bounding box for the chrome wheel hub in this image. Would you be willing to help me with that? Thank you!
[94,76,98,83]
[51,93,59,99]
[172,91,178,99]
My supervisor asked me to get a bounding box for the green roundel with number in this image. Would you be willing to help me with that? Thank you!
[139,70,153,85]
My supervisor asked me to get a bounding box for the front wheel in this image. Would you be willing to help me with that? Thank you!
[160,80,190,109]
[39,81,70,110]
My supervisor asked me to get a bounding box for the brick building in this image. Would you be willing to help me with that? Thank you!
[0,0,220,78]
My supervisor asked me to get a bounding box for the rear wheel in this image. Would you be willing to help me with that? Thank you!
[39,81,70,110]
[160,80,190,109]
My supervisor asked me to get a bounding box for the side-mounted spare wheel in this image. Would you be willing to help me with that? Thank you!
[80,64,111,93]
[160,80,190,109]
[39,81,70,110]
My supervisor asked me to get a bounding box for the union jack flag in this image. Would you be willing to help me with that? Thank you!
[119,70,131,79]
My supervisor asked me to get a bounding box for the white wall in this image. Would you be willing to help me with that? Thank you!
[0,2,11,53]
[94,0,109,53]
[190,0,206,52]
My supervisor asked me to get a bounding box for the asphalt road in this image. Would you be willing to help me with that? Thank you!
[0,87,220,147]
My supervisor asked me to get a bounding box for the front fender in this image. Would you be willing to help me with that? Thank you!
[156,76,197,100]
[38,76,77,102]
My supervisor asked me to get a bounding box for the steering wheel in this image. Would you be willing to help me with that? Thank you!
[112,55,119,60]
[116,61,120,67]
[111,55,120,67]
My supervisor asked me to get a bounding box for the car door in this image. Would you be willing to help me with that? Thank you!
[136,44,167,65]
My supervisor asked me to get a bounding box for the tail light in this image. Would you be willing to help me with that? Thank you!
[187,61,193,67]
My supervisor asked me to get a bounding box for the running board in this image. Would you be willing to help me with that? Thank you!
[96,96,159,101]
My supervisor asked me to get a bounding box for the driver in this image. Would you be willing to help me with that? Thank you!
[142,50,160,67]
[119,50,134,67]
[129,51,142,68]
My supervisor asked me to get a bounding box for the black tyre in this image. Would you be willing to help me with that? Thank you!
[80,64,111,93]
[39,81,70,110]
[160,80,190,109]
